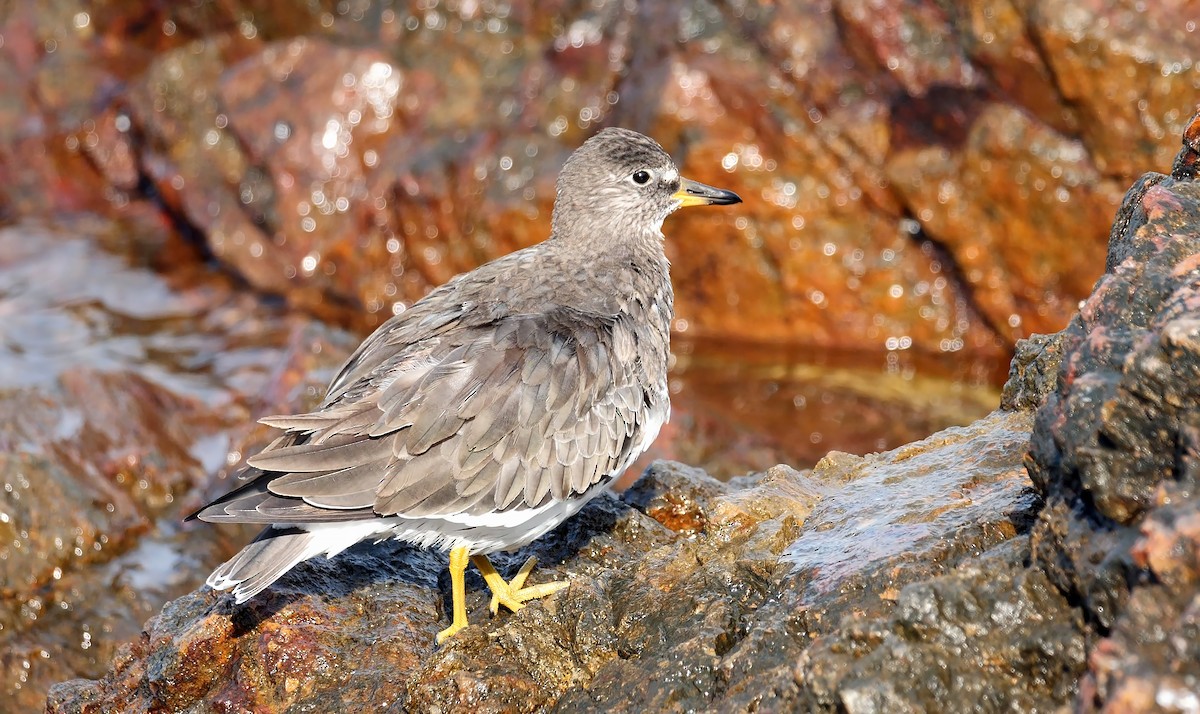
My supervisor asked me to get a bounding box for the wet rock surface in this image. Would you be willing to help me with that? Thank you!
[1027,114,1200,711]
[0,2,1196,711]
[0,220,359,711]
[48,429,1049,713]
[0,225,989,712]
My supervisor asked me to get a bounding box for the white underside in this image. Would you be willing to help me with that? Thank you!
[209,407,666,599]
[294,478,616,560]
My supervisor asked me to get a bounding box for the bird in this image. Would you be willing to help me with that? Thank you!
[189,127,742,642]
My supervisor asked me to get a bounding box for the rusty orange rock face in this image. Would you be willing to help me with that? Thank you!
[4,0,1191,354]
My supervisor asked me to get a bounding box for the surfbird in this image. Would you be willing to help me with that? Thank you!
[190,127,742,642]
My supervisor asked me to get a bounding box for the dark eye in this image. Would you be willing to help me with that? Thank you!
[632,170,651,185]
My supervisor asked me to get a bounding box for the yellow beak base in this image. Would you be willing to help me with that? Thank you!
[673,177,742,208]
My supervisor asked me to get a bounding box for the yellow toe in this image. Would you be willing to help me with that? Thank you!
[436,619,467,644]
[474,554,567,616]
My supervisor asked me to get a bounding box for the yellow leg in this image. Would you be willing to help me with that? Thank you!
[436,546,470,643]
[471,554,568,616]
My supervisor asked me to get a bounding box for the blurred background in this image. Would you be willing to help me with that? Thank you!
[0,0,1197,707]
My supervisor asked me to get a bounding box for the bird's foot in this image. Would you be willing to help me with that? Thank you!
[435,615,469,644]
[472,555,568,616]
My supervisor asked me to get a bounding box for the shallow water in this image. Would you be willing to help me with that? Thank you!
[777,411,1036,596]
[631,336,1004,483]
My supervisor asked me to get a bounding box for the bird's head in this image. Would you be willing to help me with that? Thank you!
[551,127,741,244]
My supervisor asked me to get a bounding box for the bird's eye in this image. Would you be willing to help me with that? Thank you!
[632,170,651,185]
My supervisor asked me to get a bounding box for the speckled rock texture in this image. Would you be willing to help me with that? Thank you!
[1027,111,1200,712]
[48,429,1058,713]
[0,220,357,712]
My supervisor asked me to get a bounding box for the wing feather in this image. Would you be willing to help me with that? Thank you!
[194,305,666,527]
[246,435,391,473]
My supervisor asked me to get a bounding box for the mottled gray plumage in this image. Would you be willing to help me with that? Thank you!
[191,128,741,604]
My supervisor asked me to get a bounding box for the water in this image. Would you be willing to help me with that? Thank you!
[630,336,1004,483]
[777,411,1037,598]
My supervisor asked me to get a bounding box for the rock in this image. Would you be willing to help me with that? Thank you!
[999,332,1065,411]
[1028,118,1200,527]
[1027,111,1200,709]
[47,407,1048,712]
[45,542,445,713]
[1027,0,1200,177]
[44,108,1200,714]
[887,103,1121,341]
[793,538,1086,713]
[1,4,1197,710]
[1089,497,1200,711]
[0,186,999,713]
[621,460,732,535]
[0,221,356,712]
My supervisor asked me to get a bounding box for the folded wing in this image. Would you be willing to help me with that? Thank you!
[192,306,658,525]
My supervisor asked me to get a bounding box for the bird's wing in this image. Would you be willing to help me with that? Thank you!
[321,279,475,405]
[192,307,661,524]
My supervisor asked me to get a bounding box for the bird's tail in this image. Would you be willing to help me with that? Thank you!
[207,527,327,603]
[208,521,395,603]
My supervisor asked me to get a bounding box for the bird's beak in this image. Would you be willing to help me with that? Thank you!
[673,177,742,208]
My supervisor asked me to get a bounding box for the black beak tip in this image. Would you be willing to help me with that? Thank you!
[690,186,742,206]
[679,179,744,207]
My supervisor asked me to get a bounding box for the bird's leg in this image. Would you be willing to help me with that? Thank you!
[471,554,568,616]
[507,555,537,591]
[436,546,471,643]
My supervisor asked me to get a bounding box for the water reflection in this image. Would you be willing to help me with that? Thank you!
[623,336,1006,484]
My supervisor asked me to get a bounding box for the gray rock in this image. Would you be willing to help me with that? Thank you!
[1029,111,1200,709]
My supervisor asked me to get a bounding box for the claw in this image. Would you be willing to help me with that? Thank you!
[489,556,540,614]
[473,554,568,616]
[437,551,568,644]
